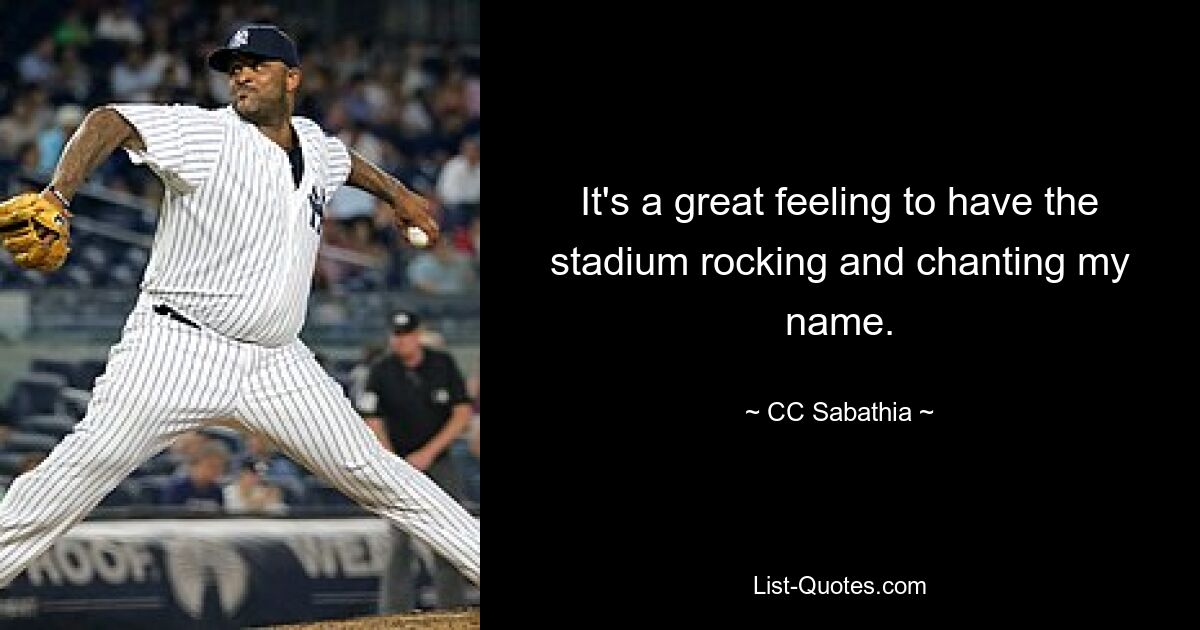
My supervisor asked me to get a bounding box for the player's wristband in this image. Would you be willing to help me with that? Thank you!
[43,186,71,210]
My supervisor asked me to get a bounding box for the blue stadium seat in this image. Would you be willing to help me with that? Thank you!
[109,263,138,287]
[98,479,141,508]
[304,476,355,507]
[16,414,77,440]
[29,360,76,383]
[80,243,109,270]
[136,474,174,504]
[58,390,91,420]
[135,452,179,477]
[20,268,47,287]
[6,373,67,418]
[2,431,59,454]
[0,453,27,476]
[65,266,94,287]
[75,360,108,390]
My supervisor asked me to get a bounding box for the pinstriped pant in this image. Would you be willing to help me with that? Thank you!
[0,297,480,588]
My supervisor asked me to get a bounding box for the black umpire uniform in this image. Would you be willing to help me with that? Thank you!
[357,309,474,612]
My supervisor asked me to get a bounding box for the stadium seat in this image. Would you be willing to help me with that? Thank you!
[2,431,59,453]
[58,389,91,419]
[304,476,356,507]
[98,479,141,508]
[135,452,179,476]
[136,474,174,504]
[65,266,94,287]
[110,264,138,287]
[16,414,77,440]
[0,453,26,476]
[29,359,76,383]
[6,373,67,418]
[20,268,47,287]
[75,360,108,390]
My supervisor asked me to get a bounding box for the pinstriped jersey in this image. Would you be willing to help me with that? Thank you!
[111,104,352,347]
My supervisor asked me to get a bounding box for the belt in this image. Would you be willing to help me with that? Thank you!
[153,304,199,329]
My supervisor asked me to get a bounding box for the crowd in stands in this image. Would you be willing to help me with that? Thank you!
[1,0,480,294]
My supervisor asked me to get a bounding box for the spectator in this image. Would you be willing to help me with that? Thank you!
[407,234,476,296]
[294,64,332,123]
[17,37,59,86]
[452,216,480,261]
[436,135,480,206]
[111,44,168,102]
[95,4,145,46]
[316,214,388,290]
[431,63,469,125]
[223,461,288,515]
[161,440,229,512]
[463,67,480,120]
[340,73,376,125]
[331,34,370,84]
[15,142,42,175]
[237,434,303,490]
[400,42,433,98]
[0,93,51,158]
[435,135,480,230]
[56,46,94,103]
[167,430,211,476]
[329,108,388,227]
[36,104,86,175]
[366,61,401,123]
[53,8,93,48]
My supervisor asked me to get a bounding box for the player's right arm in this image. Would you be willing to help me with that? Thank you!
[47,106,146,205]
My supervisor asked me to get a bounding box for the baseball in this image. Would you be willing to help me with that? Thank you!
[406,226,430,247]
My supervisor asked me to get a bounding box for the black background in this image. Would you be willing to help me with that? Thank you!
[491,10,1183,624]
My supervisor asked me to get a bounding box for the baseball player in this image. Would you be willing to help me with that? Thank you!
[0,25,479,590]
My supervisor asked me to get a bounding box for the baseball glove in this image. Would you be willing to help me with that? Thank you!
[0,192,72,272]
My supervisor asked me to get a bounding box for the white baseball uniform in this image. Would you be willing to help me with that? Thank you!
[0,104,480,587]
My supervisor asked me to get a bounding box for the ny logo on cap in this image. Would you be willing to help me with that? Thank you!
[394,313,410,327]
[230,28,249,48]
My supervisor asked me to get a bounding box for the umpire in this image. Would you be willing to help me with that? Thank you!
[358,309,474,612]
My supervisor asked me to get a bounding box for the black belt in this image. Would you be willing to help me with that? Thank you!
[153,304,199,329]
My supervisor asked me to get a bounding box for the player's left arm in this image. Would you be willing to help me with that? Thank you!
[346,149,440,243]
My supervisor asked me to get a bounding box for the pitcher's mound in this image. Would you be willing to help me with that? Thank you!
[268,609,480,629]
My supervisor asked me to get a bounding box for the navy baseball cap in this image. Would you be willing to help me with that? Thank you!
[208,25,300,73]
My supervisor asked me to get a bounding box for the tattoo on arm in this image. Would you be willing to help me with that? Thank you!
[347,148,409,205]
[49,106,144,202]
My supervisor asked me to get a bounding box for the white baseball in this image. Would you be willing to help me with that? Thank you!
[406,226,429,247]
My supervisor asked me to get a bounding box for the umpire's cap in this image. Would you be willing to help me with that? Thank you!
[208,24,300,73]
[391,310,421,334]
